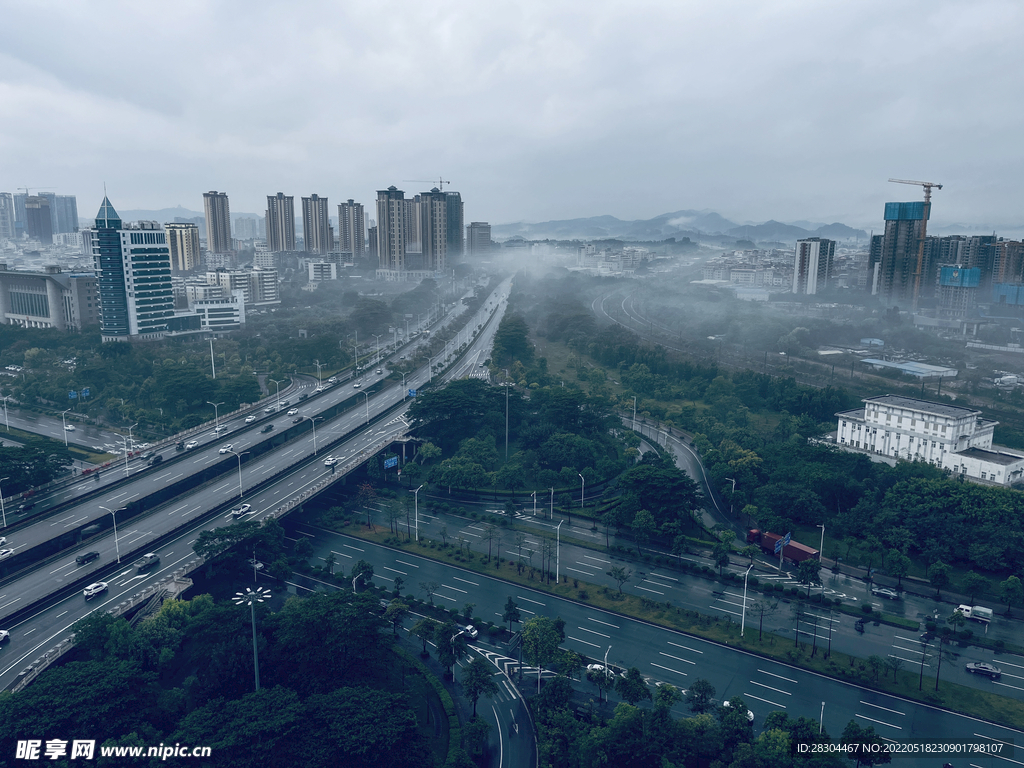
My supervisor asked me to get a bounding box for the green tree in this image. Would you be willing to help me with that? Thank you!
[653,682,683,709]
[383,600,409,637]
[686,677,716,714]
[961,571,988,603]
[841,719,892,767]
[607,565,633,594]
[797,558,821,597]
[522,616,561,693]
[411,617,436,655]
[349,560,373,589]
[461,656,499,716]
[928,560,952,598]
[615,667,652,706]
[561,649,583,681]
[419,581,440,605]
[294,536,314,561]
[947,607,967,633]
[884,549,910,588]
[630,509,656,556]
[586,665,615,702]
[999,575,1024,615]
[503,597,521,633]
[436,620,467,679]
[713,533,732,576]
[867,654,884,682]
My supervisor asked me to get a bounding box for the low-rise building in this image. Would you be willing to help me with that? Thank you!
[0,264,99,330]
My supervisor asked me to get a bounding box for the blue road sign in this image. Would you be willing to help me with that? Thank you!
[774,538,784,554]
[408,389,416,397]
[783,532,792,546]
[384,456,398,469]
[82,388,90,397]
[68,390,78,400]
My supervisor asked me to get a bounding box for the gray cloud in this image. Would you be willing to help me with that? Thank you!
[1,0,1021,230]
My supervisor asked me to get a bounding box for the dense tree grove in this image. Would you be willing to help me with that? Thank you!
[0,590,434,767]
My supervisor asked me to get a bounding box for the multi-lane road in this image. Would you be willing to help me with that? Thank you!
[0,278,513,690]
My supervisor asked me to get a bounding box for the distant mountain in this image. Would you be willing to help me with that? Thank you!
[492,210,867,243]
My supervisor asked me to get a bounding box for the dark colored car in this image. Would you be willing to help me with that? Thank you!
[292,417,302,423]
[147,454,163,466]
[299,393,309,401]
[17,502,35,514]
[261,424,274,433]
[76,551,100,566]
[965,662,1001,679]
[134,553,160,572]
[175,441,185,451]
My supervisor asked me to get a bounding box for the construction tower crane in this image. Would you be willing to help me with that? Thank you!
[402,178,451,191]
[888,178,943,311]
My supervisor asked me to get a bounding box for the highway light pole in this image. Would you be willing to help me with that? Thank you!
[313,360,324,389]
[531,491,537,517]
[361,391,369,424]
[233,587,270,692]
[61,409,71,446]
[632,396,636,431]
[99,505,121,563]
[550,487,554,520]
[578,473,585,510]
[727,477,736,518]
[303,416,322,455]
[270,379,283,409]
[0,477,7,527]
[207,401,224,431]
[741,563,754,637]
[504,370,510,461]
[556,520,563,583]
[1,395,10,431]
[127,422,139,455]
[118,436,130,477]
[373,335,382,364]
[412,484,423,541]
[229,450,249,499]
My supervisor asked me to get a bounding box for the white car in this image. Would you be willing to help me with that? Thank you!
[314,386,325,393]
[83,582,108,599]
[264,406,276,414]
[245,414,257,423]
[248,559,265,571]
[219,444,234,454]
[0,537,6,548]
[353,381,361,388]
[459,624,479,639]
[214,425,228,433]
[64,424,75,431]
[0,549,13,561]
[586,664,625,678]
[286,408,299,416]
[185,440,199,450]
[328,377,338,384]
[231,503,253,518]
[0,629,9,642]
[323,456,338,466]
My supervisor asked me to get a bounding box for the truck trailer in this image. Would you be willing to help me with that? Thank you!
[957,605,994,624]
[747,530,820,564]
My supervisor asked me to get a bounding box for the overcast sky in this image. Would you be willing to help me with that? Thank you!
[2,0,1022,230]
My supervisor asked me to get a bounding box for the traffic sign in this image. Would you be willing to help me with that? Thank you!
[408,389,416,397]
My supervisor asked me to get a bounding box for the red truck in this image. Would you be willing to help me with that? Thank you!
[747,530,820,564]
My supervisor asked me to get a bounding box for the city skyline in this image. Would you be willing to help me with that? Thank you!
[2,1,1022,230]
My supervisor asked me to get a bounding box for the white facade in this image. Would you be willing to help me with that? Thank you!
[308,261,337,281]
[834,395,1024,486]
[189,290,245,332]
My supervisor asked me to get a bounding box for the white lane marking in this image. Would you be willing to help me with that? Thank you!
[343,544,364,551]
[331,550,353,559]
[442,584,467,594]
[659,652,696,666]
[56,611,68,619]
[565,567,596,576]
[577,626,610,639]
[516,595,545,606]
[383,566,407,575]
[582,555,610,563]
[395,559,419,568]
[650,662,688,677]
[667,641,702,654]
[648,572,678,581]
[994,681,1024,692]
[757,669,797,683]
[636,586,664,595]
[860,701,905,716]
[588,618,619,629]
[434,592,457,602]
[567,635,600,649]
[855,713,902,730]
[744,692,786,709]
[453,577,478,586]
[751,680,791,696]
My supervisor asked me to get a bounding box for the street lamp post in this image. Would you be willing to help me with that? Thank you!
[373,335,382,364]
[118,436,130,477]
[556,520,563,583]
[270,379,283,409]
[313,360,324,389]
[726,477,736,518]
[741,563,754,637]
[632,396,637,431]
[229,450,249,498]
[550,487,554,520]
[207,401,224,431]
[0,477,7,527]
[578,473,585,509]
[98,505,121,563]
[127,422,139,455]
[303,416,322,454]
[1,395,10,431]
[233,587,271,691]
[401,372,407,399]
[61,409,72,446]
[531,491,537,517]
[412,484,423,541]
[361,391,369,424]
[504,370,510,461]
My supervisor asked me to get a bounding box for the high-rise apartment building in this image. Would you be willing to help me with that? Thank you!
[203,191,232,254]
[0,193,14,241]
[165,222,202,272]
[265,193,295,252]
[376,186,406,274]
[404,196,421,254]
[233,217,262,240]
[26,196,54,244]
[792,237,835,295]
[301,194,334,254]
[466,222,491,255]
[419,188,448,272]
[52,195,79,233]
[445,191,464,258]
[876,201,929,309]
[338,199,365,257]
[89,197,174,342]
[993,241,1024,284]
[205,267,279,305]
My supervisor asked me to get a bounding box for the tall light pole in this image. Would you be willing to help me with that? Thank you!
[0,477,7,528]
[373,334,382,364]
[118,436,130,477]
[229,450,249,498]
[531,491,537,517]
[270,379,283,409]
[209,338,217,379]
[401,372,407,399]
[412,484,423,541]
[303,416,322,454]
[578,473,585,509]
[98,505,121,563]
[741,563,754,637]
[207,401,224,431]
[819,701,825,734]
[632,396,637,431]
[556,520,563,583]
[61,409,71,446]
[726,477,736,518]
[504,370,510,461]
[233,586,271,691]
[1,395,10,431]
[313,360,324,389]
[127,422,139,455]
[361,391,370,424]
[550,487,554,520]
[817,523,825,559]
